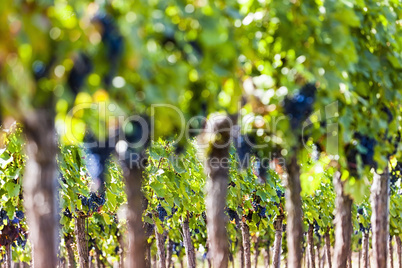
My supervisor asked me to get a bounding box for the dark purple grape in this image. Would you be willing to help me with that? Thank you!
[15,211,24,220]
[283,83,317,130]
[32,61,46,79]
[202,211,206,221]
[258,206,266,217]
[276,189,282,198]
[189,41,203,57]
[234,135,254,169]
[381,106,393,123]
[359,223,365,232]
[226,209,240,224]
[251,201,257,210]
[92,13,124,87]
[63,208,73,219]
[0,209,9,223]
[347,133,376,168]
[67,53,92,95]
[357,207,364,215]
[157,204,167,221]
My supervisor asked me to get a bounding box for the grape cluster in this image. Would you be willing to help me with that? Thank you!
[79,192,106,214]
[0,210,24,226]
[283,83,317,130]
[390,162,402,187]
[359,223,365,232]
[276,189,285,198]
[189,41,203,58]
[313,221,320,238]
[226,208,240,225]
[0,209,9,225]
[273,188,285,208]
[172,242,183,256]
[251,201,266,218]
[356,134,376,166]
[16,235,27,248]
[67,53,93,95]
[357,207,364,215]
[0,209,27,248]
[84,133,115,188]
[258,207,266,217]
[157,204,168,221]
[246,210,253,222]
[15,211,24,220]
[257,157,269,182]
[347,133,376,168]
[234,135,254,169]
[381,106,393,123]
[32,57,56,81]
[63,207,73,219]
[60,176,68,185]
[359,223,371,233]
[92,13,124,87]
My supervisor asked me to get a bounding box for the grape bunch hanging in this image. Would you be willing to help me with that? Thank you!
[79,192,106,216]
[0,209,27,249]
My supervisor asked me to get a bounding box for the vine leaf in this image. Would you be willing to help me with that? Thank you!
[5,181,20,197]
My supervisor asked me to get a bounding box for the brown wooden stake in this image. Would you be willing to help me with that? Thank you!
[241,220,251,268]
[122,152,147,268]
[308,224,316,268]
[284,155,303,268]
[23,110,58,268]
[182,215,196,268]
[272,215,284,268]
[155,225,166,268]
[5,244,11,268]
[239,236,245,268]
[391,236,395,268]
[362,231,370,268]
[65,234,76,268]
[167,239,174,268]
[254,237,261,268]
[371,168,390,268]
[396,236,402,268]
[333,171,353,268]
[75,215,89,268]
[203,115,233,268]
